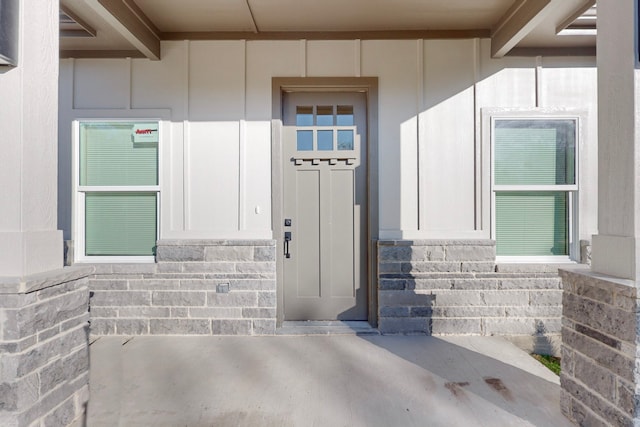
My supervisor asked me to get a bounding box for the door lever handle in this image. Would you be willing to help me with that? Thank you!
[284,232,292,258]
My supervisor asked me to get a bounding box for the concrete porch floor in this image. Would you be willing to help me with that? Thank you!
[87,334,572,427]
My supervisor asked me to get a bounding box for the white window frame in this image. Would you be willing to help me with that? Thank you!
[490,114,580,263]
[73,119,162,263]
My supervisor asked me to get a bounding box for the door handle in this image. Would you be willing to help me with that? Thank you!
[284,232,292,258]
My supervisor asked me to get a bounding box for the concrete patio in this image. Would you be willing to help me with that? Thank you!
[87,334,571,426]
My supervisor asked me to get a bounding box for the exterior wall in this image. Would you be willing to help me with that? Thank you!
[59,39,597,337]
[0,268,91,427]
[560,269,638,426]
[89,240,276,336]
[58,39,598,244]
[379,241,562,344]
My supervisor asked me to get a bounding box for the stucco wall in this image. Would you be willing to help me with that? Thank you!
[58,39,597,243]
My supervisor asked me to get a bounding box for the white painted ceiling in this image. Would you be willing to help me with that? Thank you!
[59,0,597,58]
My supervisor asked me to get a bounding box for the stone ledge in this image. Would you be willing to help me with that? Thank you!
[0,267,94,295]
[157,239,276,247]
[559,266,636,288]
[497,263,578,274]
[378,239,495,247]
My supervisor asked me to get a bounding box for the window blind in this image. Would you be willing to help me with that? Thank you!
[85,192,157,256]
[494,120,575,186]
[80,123,158,186]
[496,191,568,256]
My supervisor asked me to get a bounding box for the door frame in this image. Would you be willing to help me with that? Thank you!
[271,77,379,327]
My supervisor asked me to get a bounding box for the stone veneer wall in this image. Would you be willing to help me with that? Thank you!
[378,240,562,344]
[89,240,276,336]
[560,268,638,426]
[0,267,92,427]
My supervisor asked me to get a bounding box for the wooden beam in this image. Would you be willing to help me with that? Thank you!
[85,0,160,60]
[491,0,557,58]
[556,0,596,33]
[60,49,146,59]
[161,29,491,41]
[60,4,97,37]
[507,46,596,57]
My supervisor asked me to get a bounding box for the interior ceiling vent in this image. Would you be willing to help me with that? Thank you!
[558,3,596,36]
[60,9,96,38]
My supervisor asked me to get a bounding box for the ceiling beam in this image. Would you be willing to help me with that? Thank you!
[507,46,596,57]
[60,4,97,37]
[60,49,146,59]
[556,0,596,34]
[491,0,557,58]
[85,0,160,60]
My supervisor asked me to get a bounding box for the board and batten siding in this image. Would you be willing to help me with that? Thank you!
[58,39,597,242]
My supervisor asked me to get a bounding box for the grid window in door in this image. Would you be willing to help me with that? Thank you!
[295,105,355,152]
[493,119,577,257]
[78,121,159,258]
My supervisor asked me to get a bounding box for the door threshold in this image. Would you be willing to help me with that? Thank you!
[276,321,379,336]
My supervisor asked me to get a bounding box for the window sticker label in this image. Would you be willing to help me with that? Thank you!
[132,123,159,143]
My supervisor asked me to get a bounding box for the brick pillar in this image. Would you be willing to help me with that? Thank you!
[560,0,640,425]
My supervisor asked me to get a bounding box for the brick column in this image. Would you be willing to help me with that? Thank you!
[560,0,640,425]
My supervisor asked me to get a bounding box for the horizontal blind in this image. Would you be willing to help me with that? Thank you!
[496,191,568,256]
[85,192,157,256]
[494,120,575,186]
[80,122,158,186]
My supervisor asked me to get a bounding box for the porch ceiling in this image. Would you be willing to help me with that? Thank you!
[59,0,596,60]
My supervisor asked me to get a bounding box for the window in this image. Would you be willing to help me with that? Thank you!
[76,121,159,261]
[492,118,577,260]
[295,105,355,151]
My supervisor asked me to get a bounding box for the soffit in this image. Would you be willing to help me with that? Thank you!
[59,0,597,59]
[134,0,514,33]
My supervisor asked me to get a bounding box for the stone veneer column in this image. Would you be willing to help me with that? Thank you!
[0,2,90,426]
[560,0,640,425]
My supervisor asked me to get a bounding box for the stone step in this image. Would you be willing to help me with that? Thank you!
[276,321,379,336]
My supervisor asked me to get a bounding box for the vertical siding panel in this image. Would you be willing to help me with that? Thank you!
[188,41,245,121]
[73,59,130,109]
[186,41,244,231]
[421,39,477,234]
[362,40,419,238]
[131,41,186,115]
[187,122,240,231]
[307,41,357,77]
[477,39,537,109]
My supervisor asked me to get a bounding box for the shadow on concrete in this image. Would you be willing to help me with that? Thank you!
[87,334,571,427]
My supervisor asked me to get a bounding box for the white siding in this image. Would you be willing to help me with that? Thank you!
[74,59,130,109]
[58,39,598,241]
[307,40,358,77]
[187,121,240,231]
[361,40,419,237]
[420,39,477,236]
[131,41,186,114]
